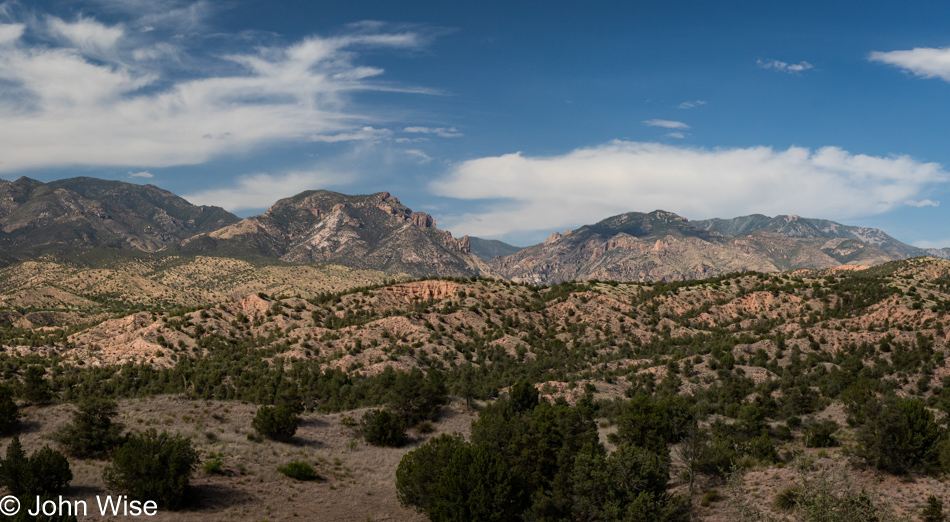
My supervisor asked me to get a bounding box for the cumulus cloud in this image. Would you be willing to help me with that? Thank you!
[643,119,689,129]
[869,47,950,82]
[0,7,430,173]
[677,100,706,109]
[430,141,947,238]
[183,170,350,211]
[757,59,813,73]
[905,199,940,207]
[128,171,153,178]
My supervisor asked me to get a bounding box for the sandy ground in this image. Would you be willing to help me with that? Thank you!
[10,396,477,522]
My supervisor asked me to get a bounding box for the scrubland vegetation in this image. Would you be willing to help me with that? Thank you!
[2,257,950,519]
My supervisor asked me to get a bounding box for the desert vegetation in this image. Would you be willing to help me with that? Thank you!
[0,257,950,518]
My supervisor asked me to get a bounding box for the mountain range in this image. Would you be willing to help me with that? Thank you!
[1,176,945,283]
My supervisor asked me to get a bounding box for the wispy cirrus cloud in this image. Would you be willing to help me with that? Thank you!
[402,126,463,138]
[0,3,434,173]
[643,119,689,129]
[676,100,705,109]
[757,58,813,73]
[870,46,950,82]
[431,141,947,238]
[905,199,940,207]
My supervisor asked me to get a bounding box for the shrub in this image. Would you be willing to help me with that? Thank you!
[922,494,946,522]
[203,453,224,475]
[103,429,198,511]
[774,485,802,511]
[252,405,298,442]
[277,461,321,481]
[803,419,839,448]
[358,409,407,447]
[0,386,20,436]
[387,368,447,426]
[22,365,51,405]
[397,434,515,521]
[53,397,125,459]
[855,397,942,474]
[0,437,72,498]
[700,490,722,507]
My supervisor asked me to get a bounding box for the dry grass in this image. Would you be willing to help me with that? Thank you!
[11,396,477,521]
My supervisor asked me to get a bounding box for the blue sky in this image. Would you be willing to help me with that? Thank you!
[3,1,950,247]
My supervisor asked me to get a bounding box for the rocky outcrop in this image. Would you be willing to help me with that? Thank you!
[187,190,493,278]
[382,280,460,303]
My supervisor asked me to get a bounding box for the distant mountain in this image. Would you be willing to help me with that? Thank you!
[0,176,239,255]
[468,237,523,261]
[691,213,941,259]
[183,190,492,278]
[492,210,900,284]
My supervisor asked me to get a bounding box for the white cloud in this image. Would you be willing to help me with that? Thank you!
[310,127,392,143]
[757,59,813,73]
[128,171,153,178]
[643,119,689,129]
[402,126,462,138]
[403,149,432,162]
[0,9,430,173]
[869,47,950,82]
[430,141,947,238]
[677,100,706,109]
[183,170,350,211]
[0,23,24,45]
[666,132,686,139]
[905,199,940,207]
[47,17,124,60]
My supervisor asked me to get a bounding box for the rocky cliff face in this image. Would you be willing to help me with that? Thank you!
[0,176,238,255]
[188,190,490,278]
[492,210,901,284]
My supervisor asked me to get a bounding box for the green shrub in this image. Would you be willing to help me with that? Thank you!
[53,397,125,459]
[803,419,839,448]
[0,386,20,436]
[277,461,321,481]
[700,490,722,507]
[103,429,198,511]
[22,365,52,405]
[252,405,298,442]
[774,485,802,511]
[0,437,72,498]
[358,409,407,447]
[855,397,942,474]
[203,453,224,475]
[921,494,946,522]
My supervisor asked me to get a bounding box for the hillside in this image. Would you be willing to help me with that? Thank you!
[492,210,900,284]
[693,212,950,260]
[2,257,950,518]
[0,177,238,257]
[467,236,523,261]
[1,258,950,518]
